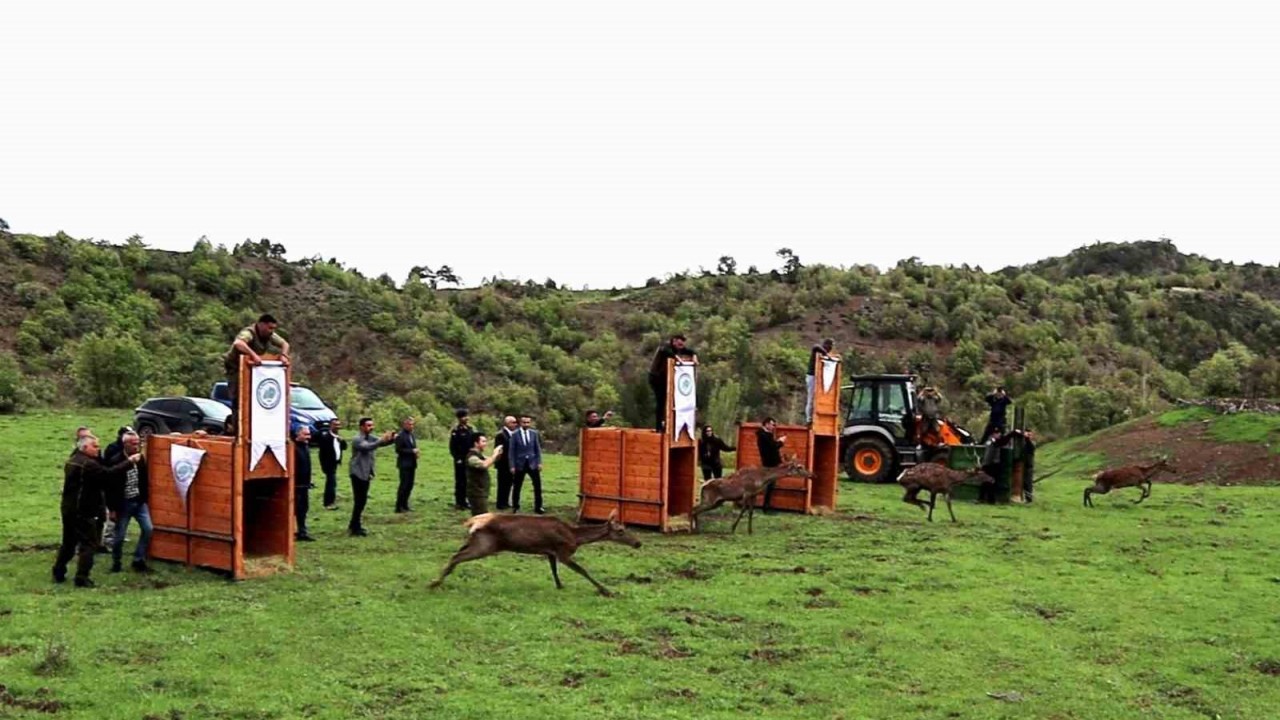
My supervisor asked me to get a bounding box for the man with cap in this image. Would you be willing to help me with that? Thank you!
[222,313,291,434]
[647,334,699,432]
[448,409,477,510]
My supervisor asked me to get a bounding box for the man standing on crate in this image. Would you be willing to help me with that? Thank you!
[223,314,291,435]
[448,410,476,511]
[805,338,835,424]
[647,334,698,432]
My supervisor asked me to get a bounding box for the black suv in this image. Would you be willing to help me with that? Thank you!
[134,396,231,437]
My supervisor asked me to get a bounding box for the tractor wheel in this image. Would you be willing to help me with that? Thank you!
[846,437,895,483]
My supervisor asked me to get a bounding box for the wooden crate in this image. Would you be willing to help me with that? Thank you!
[811,356,843,437]
[577,359,697,531]
[736,421,840,514]
[147,355,294,579]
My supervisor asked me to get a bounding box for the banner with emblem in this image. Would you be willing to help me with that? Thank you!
[170,444,206,506]
[672,363,697,442]
[249,361,289,471]
[821,357,840,393]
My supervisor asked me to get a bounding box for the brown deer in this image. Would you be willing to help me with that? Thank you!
[689,457,813,534]
[1083,458,1174,507]
[897,462,995,522]
[428,510,642,596]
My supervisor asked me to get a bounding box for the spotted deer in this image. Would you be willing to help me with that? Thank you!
[1083,458,1175,507]
[689,457,813,534]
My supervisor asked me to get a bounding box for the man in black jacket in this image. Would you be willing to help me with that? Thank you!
[494,415,517,510]
[293,426,315,541]
[647,334,698,432]
[755,417,787,513]
[448,410,476,510]
[316,419,347,510]
[55,434,139,587]
[982,387,1014,443]
[698,425,735,480]
[394,417,420,513]
[106,431,153,573]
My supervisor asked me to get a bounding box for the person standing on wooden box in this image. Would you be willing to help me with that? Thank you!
[449,410,477,511]
[394,416,420,513]
[755,418,787,514]
[223,313,291,434]
[647,334,698,432]
[805,338,835,424]
[509,415,545,514]
[348,417,396,537]
[494,415,517,510]
[293,426,316,541]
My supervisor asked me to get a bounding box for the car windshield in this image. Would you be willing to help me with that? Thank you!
[291,387,327,410]
[191,398,232,420]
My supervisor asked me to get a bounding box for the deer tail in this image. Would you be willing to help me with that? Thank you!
[464,513,497,534]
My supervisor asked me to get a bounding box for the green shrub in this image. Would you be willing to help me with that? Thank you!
[71,334,150,407]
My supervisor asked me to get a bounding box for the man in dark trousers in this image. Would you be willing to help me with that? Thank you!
[348,417,396,536]
[647,334,699,432]
[982,387,1014,443]
[394,416,420,513]
[509,415,545,514]
[448,410,476,510]
[316,418,347,510]
[54,434,139,587]
[805,338,835,424]
[698,425,735,480]
[106,430,153,572]
[494,415,517,510]
[755,417,787,513]
[222,313,291,434]
[293,426,315,541]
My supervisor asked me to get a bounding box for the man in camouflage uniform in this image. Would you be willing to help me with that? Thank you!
[464,434,504,516]
[223,313,291,433]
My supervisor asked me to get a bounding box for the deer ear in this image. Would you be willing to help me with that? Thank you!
[606,509,618,522]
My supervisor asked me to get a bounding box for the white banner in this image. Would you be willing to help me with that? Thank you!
[170,444,206,506]
[673,364,697,442]
[821,357,840,393]
[249,362,289,471]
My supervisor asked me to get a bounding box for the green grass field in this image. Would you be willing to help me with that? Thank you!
[3,410,1279,719]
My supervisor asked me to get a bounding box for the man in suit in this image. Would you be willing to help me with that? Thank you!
[756,417,787,514]
[394,416,420,513]
[317,419,347,510]
[493,415,517,510]
[293,426,315,541]
[448,410,476,510]
[508,415,545,514]
[348,417,396,536]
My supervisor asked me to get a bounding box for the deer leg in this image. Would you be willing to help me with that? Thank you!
[690,498,725,532]
[547,554,563,589]
[428,535,498,589]
[926,491,937,522]
[747,501,755,535]
[560,555,612,597]
[945,489,956,522]
[730,501,751,534]
[902,487,929,513]
[1134,482,1151,504]
[1083,487,1091,507]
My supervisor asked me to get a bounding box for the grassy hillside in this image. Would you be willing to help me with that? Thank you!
[4,230,1280,448]
[3,410,1280,719]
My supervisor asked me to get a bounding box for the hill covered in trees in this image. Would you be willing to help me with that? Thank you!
[2,227,1278,448]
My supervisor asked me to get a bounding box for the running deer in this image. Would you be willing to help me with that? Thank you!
[897,462,995,522]
[428,510,642,596]
[1083,458,1174,507]
[689,457,813,534]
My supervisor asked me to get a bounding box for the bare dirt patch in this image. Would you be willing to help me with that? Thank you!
[0,684,66,714]
[1077,417,1280,486]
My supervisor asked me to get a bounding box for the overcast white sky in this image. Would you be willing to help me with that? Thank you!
[3,1,1278,288]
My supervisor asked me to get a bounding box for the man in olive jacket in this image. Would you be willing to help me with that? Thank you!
[55,434,140,587]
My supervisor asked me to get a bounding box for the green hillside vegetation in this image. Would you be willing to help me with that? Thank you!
[3,230,1280,446]
[4,409,1280,719]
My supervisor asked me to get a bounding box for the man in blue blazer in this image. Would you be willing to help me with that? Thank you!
[508,415,545,514]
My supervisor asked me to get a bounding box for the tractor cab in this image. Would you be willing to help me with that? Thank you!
[839,374,921,483]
